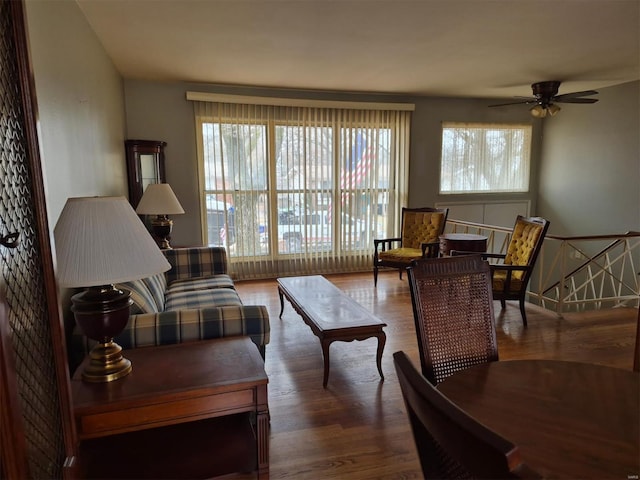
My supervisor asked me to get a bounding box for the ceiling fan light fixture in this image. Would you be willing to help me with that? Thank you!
[530,105,547,118]
[530,103,561,118]
[547,104,561,116]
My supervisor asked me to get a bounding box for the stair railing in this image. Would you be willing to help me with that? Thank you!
[444,220,640,316]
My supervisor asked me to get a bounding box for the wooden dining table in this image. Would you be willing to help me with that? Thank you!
[437,359,639,479]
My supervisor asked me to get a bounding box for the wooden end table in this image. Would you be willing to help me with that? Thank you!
[439,233,488,256]
[71,337,269,479]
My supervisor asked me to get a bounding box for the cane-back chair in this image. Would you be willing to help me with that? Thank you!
[373,207,448,286]
[483,215,549,327]
[393,351,541,479]
[407,255,499,385]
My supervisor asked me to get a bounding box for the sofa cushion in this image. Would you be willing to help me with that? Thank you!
[165,288,243,311]
[142,273,167,311]
[116,306,270,353]
[116,279,159,314]
[167,274,235,294]
[163,247,228,283]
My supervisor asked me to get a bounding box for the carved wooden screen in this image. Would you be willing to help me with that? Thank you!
[0,1,75,478]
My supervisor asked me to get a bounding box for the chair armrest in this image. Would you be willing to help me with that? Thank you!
[490,264,528,272]
[451,251,507,262]
[481,252,506,261]
[420,241,440,258]
[374,237,401,252]
[163,246,229,283]
[489,264,530,293]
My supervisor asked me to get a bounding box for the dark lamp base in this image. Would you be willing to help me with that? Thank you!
[72,285,133,383]
[151,216,173,249]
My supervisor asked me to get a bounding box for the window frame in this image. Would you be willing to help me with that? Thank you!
[439,121,532,195]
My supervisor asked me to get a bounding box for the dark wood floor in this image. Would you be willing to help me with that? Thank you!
[229,270,638,479]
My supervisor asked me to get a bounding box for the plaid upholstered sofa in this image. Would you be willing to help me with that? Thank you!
[71,246,270,367]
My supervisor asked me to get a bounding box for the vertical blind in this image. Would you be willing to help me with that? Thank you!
[189,94,412,280]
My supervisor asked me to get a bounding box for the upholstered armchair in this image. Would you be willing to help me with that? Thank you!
[373,207,448,286]
[477,215,549,326]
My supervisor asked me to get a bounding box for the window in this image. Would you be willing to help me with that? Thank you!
[440,122,532,194]
[190,95,413,279]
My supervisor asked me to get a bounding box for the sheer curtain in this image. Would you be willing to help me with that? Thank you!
[189,93,412,280]
[440,122,532,194]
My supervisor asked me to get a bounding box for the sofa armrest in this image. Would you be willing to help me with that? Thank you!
[163,247,229,283]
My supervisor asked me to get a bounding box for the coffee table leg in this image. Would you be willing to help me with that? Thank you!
[321,338,331,388]
[278,287,285,318]
[376,331,386,381]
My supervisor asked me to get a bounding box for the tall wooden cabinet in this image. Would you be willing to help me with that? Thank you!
[125,140,166,208]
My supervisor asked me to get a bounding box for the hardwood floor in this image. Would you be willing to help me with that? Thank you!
[230,270,638,479]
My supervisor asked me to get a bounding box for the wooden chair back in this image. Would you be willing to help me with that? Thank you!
[407,254,498,385]
[400,207,448,249]
[393,351,541,479]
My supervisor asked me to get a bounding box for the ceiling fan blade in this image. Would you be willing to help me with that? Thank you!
[489,99,535,107]
[554,97,599,104]
[554,90,598,101]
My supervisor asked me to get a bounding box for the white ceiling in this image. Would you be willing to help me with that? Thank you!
[75,0,640,100]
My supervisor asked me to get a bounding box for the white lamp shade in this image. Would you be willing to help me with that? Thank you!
[135,183,185,215]
[54,196,171,287]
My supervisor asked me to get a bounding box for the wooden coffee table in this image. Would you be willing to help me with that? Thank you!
[71,337,269,479]
[277,275,387,387]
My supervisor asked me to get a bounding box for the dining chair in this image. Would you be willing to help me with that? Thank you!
[407,254,498,385]
[373,207,448,286]
[393,351,542,479]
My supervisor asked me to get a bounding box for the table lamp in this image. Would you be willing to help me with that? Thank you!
[54,196,171,382]
[135,183,185,249]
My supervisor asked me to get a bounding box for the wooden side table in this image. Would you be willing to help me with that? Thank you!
[439,233,488,256]
[71,337,269,479]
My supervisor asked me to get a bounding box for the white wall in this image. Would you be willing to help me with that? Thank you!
[537,81,640,235]
[123,80,544,245]
[409,95,541,226]
[24,0,127,232]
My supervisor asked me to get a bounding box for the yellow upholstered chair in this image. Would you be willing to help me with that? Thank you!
[483,215,549,326]
[373,207,448,286]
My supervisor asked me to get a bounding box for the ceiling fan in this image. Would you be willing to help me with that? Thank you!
[490,81,599,118]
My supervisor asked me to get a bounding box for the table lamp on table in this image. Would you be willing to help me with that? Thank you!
[54,196,171,382]
[135,183,185,249]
